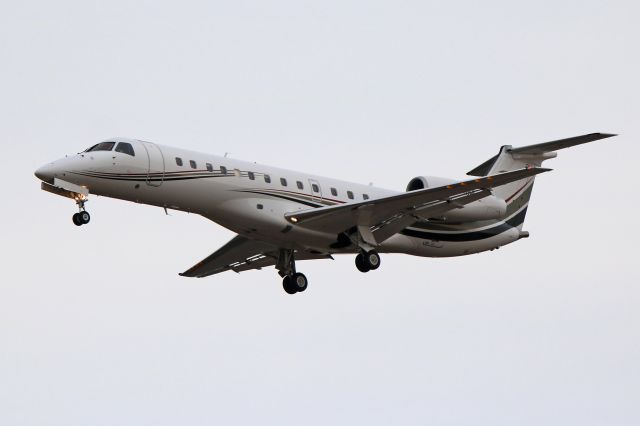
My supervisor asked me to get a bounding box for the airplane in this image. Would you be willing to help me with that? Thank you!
[34,133,615,294]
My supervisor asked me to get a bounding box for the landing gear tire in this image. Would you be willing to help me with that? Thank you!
[282,273,308,294]
[73,211,91,226]
[356,250,380,272]
[365,250,381,270]
[292,273,308,292]
[355,253,371,273]
[79,211,91,225]
[282,276,297,294]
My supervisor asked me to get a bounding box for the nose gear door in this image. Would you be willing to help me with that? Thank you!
[140,141,165,187]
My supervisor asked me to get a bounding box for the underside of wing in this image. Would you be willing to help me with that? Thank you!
[180,235,332,278]
[180,235,277,278]
[284,167,550,242]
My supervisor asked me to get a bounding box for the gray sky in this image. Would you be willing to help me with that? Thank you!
[1,1,639,425]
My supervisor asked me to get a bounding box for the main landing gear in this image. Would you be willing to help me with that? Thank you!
[355,250,381,273]
[71,198,91,227]
[282,273,308,295]
[277,249,308,295]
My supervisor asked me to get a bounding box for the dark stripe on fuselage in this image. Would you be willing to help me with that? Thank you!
[238,190,325,208]
[70,171,223,182]
[71,171,331,207]
[400,207,528,242]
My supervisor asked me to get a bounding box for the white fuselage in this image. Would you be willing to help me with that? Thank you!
[35,138,523,258]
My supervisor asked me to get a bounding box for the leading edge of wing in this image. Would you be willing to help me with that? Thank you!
[285,167,551,227]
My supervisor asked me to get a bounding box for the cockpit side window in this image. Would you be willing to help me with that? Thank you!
[86,142,115,152]
[115,142,135,156]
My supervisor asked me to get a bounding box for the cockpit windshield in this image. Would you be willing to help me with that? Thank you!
[85,142,115,152]
[115,142,135,156]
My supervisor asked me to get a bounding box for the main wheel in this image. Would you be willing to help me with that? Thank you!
[364,250,381,270]
[282,276,297,294]
[292,273,308,292]
[79,211,91,224]
[355,253,370,273]
[72,213,83,226]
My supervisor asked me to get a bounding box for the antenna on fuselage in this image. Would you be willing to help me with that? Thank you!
[224,152,230,158]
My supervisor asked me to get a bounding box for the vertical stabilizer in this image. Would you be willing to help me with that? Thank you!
[466,133,616,229]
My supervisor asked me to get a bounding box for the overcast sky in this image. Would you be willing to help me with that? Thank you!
[1,1,639,425]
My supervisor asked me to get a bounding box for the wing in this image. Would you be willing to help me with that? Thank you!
[285,167,550,244]
[180,235,332,278]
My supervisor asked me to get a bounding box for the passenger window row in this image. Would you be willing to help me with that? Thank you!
[173,156,370,200]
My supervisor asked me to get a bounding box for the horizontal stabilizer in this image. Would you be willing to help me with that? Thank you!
[510,132,616,154]
[468,132,616,176]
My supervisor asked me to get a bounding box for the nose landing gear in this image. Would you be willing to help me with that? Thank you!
[72,211,90,226]
[72,198,91,226]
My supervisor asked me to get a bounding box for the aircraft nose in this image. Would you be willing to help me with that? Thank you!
[34,164,55,184]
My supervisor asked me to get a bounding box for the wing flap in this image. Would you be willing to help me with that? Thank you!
[180,235,277,278]
[180,235,334,278]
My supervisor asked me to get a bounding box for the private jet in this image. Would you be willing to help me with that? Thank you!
[34,133,614,294]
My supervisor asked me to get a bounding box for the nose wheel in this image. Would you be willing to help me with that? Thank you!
[72,211,91,226]
[72,198,91,226]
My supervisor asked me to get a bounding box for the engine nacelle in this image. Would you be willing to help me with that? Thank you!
[406,176,507,223]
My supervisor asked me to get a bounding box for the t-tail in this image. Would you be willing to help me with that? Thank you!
[467,132,616,230]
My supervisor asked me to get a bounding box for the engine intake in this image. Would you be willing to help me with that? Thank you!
[406,176,457,191]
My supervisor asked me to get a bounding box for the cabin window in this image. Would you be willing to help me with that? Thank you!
[264,174,271,183]
[363,194,370,200]
[280,178,288,187]
[311,183,319,193]
[248,171,255,180]
[115,142,135,156]
[175,157,183,166]
[330,187,338,196]
[347,190,354,199]
[296,181,304,190]
[220,166,227,175]
[86,142,115,152]
[190,160,197,169]
[206,163,213,172]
